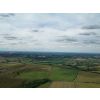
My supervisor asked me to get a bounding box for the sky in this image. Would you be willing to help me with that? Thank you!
[0,13,100,53]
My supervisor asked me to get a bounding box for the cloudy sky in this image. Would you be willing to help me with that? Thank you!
[0,13,100,53]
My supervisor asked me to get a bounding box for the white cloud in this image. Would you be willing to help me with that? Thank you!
[0,13,100,53]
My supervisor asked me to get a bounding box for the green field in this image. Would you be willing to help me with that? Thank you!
[19,66,78,81]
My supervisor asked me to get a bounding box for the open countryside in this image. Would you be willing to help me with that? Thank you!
[0,52,100,88]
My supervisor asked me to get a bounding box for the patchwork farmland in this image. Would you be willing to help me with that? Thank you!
[0,52,100,88]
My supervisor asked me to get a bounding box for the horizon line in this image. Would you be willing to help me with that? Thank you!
[0,51,100,54]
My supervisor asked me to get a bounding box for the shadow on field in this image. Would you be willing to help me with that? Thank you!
[22,79,52,88]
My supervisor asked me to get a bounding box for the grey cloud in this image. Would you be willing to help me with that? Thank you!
[32,29,39,32]
[83,40,100,45]
[3,36,18,40]
[9,43,18,45]
[32,29,44,33]
[63,38,77,42]
[0,13,15,18]
[96,35,100,38]
[82,25,100,29]
[56,36,78,43]
[79,32,97,36]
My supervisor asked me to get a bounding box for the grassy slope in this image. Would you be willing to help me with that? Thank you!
[19,65,78,81]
